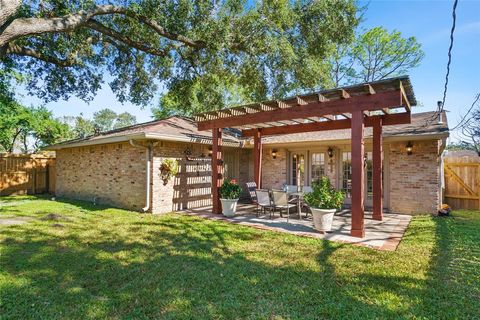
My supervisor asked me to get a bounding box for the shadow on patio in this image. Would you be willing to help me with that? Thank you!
[182,203,412,250]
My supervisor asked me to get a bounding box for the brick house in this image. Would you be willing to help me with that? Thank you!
[48,111,448,215]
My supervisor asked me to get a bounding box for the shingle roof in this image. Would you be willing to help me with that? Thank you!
[261,111,449,144]
[47,111,448,150]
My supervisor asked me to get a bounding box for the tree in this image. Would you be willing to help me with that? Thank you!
[459,94,480,156]
[328,27,424,86]
[1,0,359,115]
[0,101,69,152]
[93,108,136,131]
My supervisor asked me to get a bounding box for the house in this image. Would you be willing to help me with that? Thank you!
[47,77,449,216]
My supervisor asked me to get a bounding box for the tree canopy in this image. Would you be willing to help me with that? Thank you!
[1,0,360,117]
[328,27,424,86]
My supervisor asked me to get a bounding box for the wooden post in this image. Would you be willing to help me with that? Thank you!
[212,128,223,214]
[372,117,383,221]
[351,110,365,238]
[253,129,262,188]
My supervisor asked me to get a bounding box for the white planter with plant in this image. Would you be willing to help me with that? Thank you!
[303,177,345,232]
[219,179,242,217]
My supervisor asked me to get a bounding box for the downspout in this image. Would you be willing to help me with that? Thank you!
[129,140,152,212]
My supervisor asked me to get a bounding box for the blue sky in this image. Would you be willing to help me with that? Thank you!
[18,0,480,142]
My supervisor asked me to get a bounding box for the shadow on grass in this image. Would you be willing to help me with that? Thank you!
[0,200,479,319]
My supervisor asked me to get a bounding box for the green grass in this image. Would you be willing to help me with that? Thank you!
[0,196,479,319]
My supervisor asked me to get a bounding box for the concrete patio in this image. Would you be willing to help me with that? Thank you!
[182,203,412,251]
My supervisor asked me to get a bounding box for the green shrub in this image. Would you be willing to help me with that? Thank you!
[219,179,242,199]
[303,176,344,209]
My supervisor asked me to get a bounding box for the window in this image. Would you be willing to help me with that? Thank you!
[365,152,373,199]
[342,152,352,198]
[291,154,298,186]
[311,153,325,183]
[290,153,305,186]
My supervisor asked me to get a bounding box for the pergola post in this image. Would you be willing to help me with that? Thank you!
[372,117,383,221]
[351,110,365,238]
[253,129,262,188]
[211,128,223,214]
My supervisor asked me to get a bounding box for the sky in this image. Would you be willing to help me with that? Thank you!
[17,0,480,142]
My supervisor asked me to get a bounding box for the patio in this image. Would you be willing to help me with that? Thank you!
[183,203,411,251]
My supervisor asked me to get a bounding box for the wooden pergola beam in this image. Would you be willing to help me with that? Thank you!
[399,81,411,112]
[241,112,410,137]
[197,90,402,130]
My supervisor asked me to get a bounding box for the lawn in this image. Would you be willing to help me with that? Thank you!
[0,196,479,319]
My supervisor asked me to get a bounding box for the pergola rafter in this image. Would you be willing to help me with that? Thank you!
[195,76,416,238]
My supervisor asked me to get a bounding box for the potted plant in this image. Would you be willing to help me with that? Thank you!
[303,176,344,232]
[160,159,179,185]
[219,179,242,217]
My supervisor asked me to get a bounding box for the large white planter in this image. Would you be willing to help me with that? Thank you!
[311,208,336,232]
[220,199,239,217]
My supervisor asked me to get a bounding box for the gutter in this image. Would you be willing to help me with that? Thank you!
[129,140,152,213]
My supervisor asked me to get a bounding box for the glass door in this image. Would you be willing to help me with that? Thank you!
[290,152,306,188]
[341,151,374,207]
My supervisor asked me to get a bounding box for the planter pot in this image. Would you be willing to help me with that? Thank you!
[311,208,336,232]
[220,198,239,217]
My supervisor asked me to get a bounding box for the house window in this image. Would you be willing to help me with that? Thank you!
[311,153,325,183]
[342,152,352,198]
[291,154,298,186]
[366,152,373,199]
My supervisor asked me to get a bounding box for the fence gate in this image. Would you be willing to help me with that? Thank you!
[444,157,480,210]
[0,154,56,196]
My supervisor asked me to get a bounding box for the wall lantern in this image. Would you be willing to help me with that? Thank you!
[208,146,213,157]
[406,141,413,155]
[272,149,277,159]
[327,147,334,159]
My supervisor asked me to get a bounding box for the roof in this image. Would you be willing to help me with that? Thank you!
[48,111,448,150]
[260,111,449,145]
[47,116,243,150]
[195,76,416,131]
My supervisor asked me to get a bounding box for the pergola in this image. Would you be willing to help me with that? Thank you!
[194,76,416,238]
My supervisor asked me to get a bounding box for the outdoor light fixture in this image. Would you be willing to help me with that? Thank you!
[208,146,213,157]
[406,141,413,155]
[272,149,277,159]
[327,147,334,159]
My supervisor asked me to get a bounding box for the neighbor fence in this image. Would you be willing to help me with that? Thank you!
[0,154,56,196]
[444,154,480,210]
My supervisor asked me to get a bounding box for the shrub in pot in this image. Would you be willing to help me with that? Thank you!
[303,176,344,232]
[219,179,242,217]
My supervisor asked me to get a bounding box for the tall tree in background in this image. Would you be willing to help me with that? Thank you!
[459,95,480,156]
[328,27,424,86]
[93,108,137,132]
[0,0,359,117]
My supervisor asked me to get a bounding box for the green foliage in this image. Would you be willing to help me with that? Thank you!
[1,0,359,115]
[219,179,242,199]
[0,98,69,152]
[303,176,344,210]
[328,26,424,85]
[160,158,179,185]
[93,108,137,132]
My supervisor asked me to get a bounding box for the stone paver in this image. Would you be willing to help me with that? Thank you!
[183,204,411,251]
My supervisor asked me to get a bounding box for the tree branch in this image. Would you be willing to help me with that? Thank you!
[85,19,169,57]
[6,43,77,67]
[0,0,22,28]
[0,4,205,51]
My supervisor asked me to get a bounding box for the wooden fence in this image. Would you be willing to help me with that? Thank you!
[0,154,56,196]
[444,154,480,210]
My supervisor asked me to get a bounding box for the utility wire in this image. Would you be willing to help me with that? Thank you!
[425,0,458,126]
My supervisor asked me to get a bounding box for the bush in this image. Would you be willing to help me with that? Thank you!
[303,176,344,210]
[219,179,242,199]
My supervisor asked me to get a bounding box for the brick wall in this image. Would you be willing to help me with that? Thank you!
[261,147,287,189]
[55,142,147,210]
[388,139,441,214]
[151,141,252,214]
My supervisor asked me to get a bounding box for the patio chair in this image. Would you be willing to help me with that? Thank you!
[302,186,313,193]
[284,185,298,193]
[246,182,258,203]
[255,189,273,217]
[271,190,296,222]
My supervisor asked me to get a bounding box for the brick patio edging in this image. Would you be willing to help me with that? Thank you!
[179,210,411,251]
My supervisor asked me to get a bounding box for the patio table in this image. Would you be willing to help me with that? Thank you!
[287,191,304,219]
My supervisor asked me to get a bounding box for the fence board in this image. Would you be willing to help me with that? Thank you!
[0,154,56,196]
[444,155,480,210]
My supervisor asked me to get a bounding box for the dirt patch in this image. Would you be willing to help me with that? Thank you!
[39,213,73,222]
[0,216,31,226]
